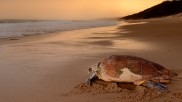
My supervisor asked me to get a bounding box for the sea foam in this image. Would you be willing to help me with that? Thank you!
[0,20,118,38]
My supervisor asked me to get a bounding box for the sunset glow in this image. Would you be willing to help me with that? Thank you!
[0,0,165,20]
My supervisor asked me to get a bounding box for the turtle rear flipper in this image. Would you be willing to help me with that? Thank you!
[142,81,168,91]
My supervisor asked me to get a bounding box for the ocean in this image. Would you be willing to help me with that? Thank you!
[0,20,118,38]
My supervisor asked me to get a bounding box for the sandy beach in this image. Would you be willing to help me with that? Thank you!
[0,17,182,102]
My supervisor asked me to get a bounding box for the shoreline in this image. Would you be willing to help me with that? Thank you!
[0,17,182,102]
[0,20,119,39]
[0,25,120,45]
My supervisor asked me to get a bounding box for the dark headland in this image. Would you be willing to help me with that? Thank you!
[122,0,182,20]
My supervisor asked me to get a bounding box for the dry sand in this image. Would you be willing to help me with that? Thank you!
[0,17,182,102]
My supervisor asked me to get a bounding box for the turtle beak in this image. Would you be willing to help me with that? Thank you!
[86,71,97,85]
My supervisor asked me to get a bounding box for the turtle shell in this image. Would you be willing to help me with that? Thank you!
[97,55,170,83]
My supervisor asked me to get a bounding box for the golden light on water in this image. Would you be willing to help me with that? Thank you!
[0,0,165,20]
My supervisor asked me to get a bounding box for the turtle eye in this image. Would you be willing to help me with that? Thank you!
[88,67,92,72]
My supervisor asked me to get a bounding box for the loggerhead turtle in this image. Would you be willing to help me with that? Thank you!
[87,55,170,91]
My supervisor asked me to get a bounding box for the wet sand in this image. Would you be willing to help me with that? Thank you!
[0,17,182,102]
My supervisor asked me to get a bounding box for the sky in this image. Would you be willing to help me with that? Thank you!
[0,0,165,20]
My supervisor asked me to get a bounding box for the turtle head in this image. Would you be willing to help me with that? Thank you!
[86,62,100,85]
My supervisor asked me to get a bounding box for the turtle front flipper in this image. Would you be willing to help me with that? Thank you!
[143,80,168,91]
[86,71,97,85]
